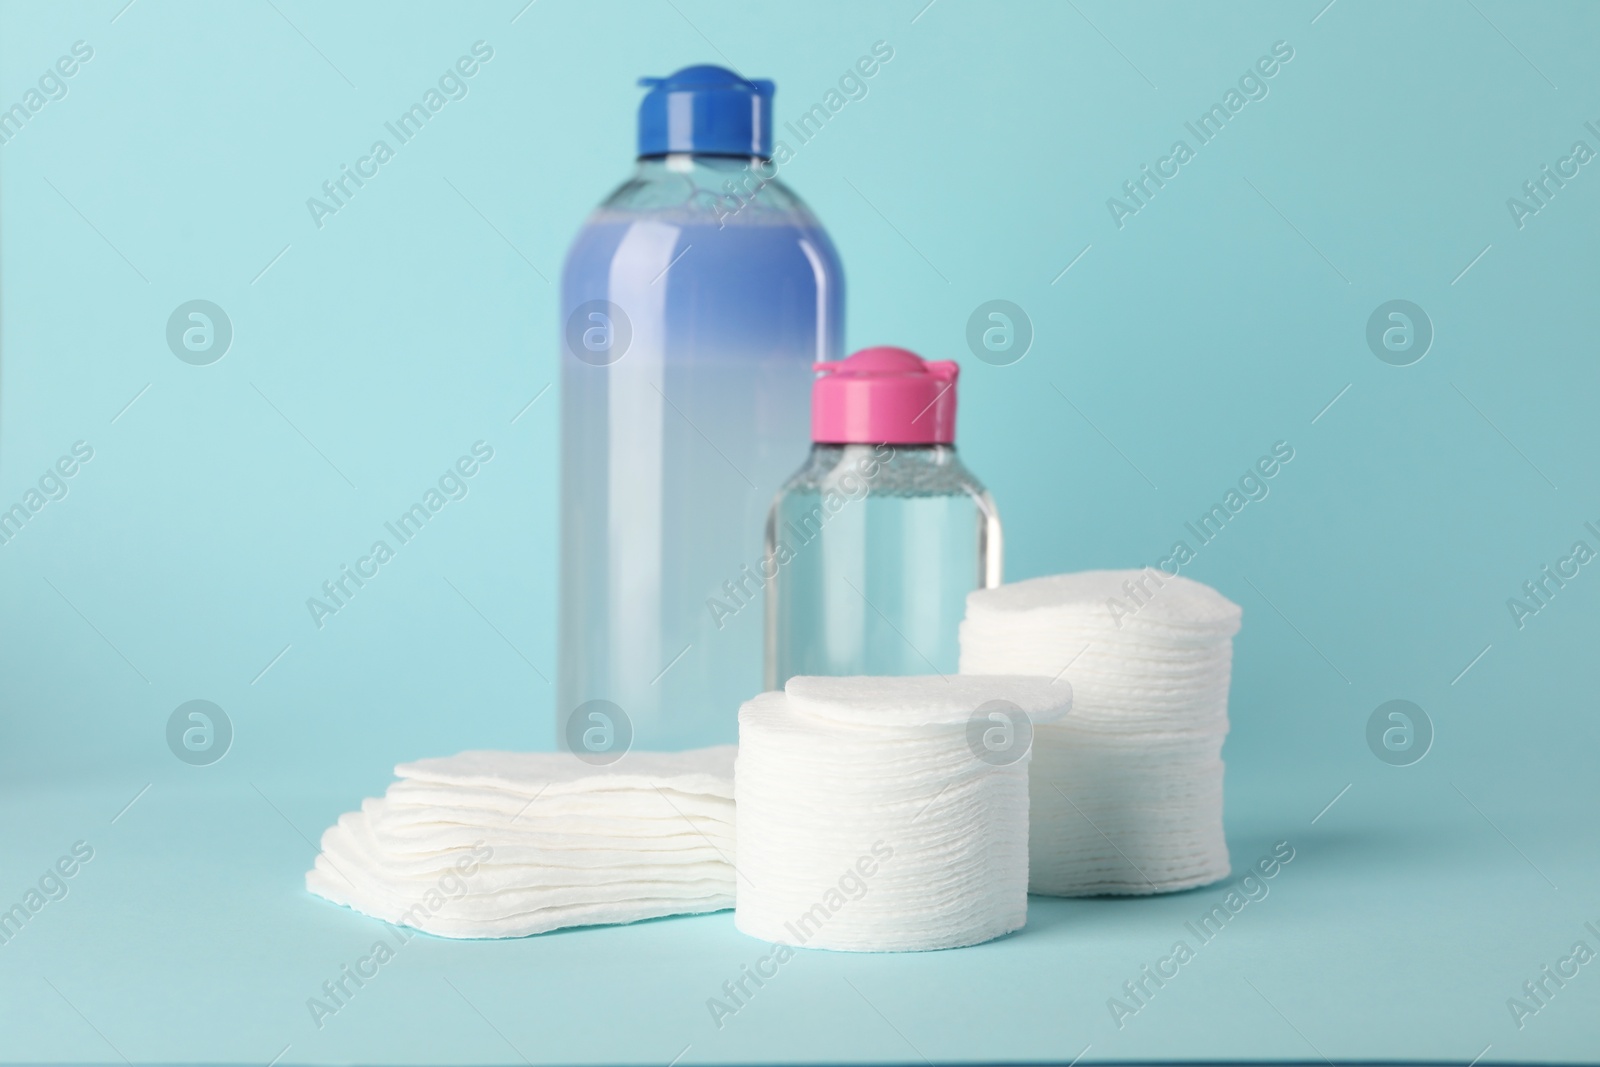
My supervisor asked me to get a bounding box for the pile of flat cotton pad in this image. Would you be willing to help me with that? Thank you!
[960,570,1241,896]
[306,747,736,938]
[735,675,1071,952]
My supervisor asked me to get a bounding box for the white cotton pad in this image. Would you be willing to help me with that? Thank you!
[960,569,1238,898]
[785,674,1074,728]
[312,854,733,919]
[394,746,737,799]
[382,781,735,824]
[964,570,1242,634]
[308,861,734,939]
[372,801,732,835]
[734,680,1063,953]
[362,799,736,854]
[318,810,733,882]
[306,745,739,938]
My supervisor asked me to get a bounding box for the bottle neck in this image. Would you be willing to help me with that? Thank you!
[811,442,960,466]
[813,442,957,457]
[795,442,980,496]
[634,153,768,175]
[604,154,801,220]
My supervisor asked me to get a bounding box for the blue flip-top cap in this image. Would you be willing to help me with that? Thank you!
[637,64,775,158]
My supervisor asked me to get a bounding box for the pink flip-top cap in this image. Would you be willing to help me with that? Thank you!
[811,346,959,445]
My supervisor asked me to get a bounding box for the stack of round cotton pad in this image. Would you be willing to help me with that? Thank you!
[735,675,1071,952]
[306,747,736,938]
[960,570,1241,896]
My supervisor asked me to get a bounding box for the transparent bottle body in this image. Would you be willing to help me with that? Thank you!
[559,156,844,750]
[764,443,1002,689]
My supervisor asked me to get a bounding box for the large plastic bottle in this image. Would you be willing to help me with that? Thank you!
[560,66,844,751]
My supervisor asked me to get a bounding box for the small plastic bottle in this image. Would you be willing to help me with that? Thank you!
[765,347,1001,688]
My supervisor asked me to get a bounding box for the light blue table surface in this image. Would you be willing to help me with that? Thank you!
[2,745,1598,1065]
[3,0,1598,1062]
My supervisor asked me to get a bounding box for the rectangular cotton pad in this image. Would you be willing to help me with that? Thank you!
[307,746,738,938]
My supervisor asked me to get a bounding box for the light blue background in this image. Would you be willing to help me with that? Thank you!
[1,0,1598,1063]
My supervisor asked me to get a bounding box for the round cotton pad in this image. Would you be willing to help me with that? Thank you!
[784,673,1073,728]
[735,679,1056,953]
[960,569,1238,897]
[965,569,1242,634]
